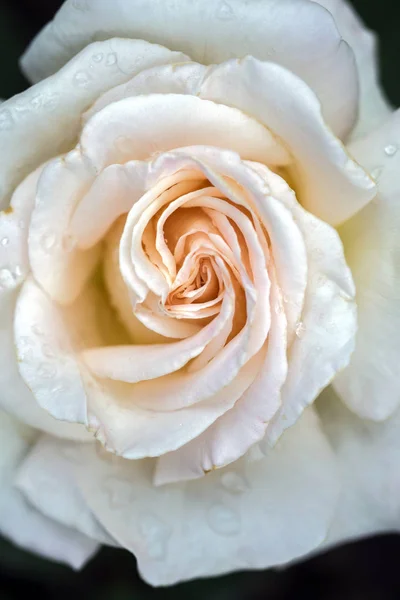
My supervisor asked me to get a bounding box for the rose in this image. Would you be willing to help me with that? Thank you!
[1,0,399,586]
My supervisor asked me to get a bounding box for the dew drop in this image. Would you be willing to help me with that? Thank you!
[73,70,91,88]
[14,265,22,278]
[40,232,56,251]
[106,53,118,66]
[31,324,44,336]
[92,53,104,63]
[62,234,76,253]
[295,321,305,338]
[0,268,15,288]
[384,144,397,157]
[371,167,383,181]
[217,0,234,20]
[37,363,57,379]
[221,471,248,494]
[42,343,55,358]
[138,514,171,560]
[207,504,240,536]
[103,476,135,509]
[1,237,9,246]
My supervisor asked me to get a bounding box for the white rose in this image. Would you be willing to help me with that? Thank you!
[0,0,399,586]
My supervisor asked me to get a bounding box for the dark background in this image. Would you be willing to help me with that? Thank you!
[1,1,400,598]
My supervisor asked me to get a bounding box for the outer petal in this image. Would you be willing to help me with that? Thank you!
[75,408,339,586]
[256,167,357,445]
[0,38,188,207]
[20,0,358,139]
[200,56,375,226]
[312,0,392,139]
[15,435,115,546]
[334,110,400,420]
[0,410,99,568]
[0,289,92,441]
[316,386,400,546]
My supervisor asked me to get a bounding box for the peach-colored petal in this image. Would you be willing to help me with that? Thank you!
[155,269,287,484]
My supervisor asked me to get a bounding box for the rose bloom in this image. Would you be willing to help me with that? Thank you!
[0,0,399,586]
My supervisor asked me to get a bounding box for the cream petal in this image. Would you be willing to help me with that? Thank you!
[0,411,98,569]
[86,350,263,459]
[317,386,400,547]
[155,273,287,484]
[15,435,115,546]
[21,0,357,138]
[0,166,43,296]
[14,277,89,425]
[334,110,400,420]
[260,169,357,445]
[1,38,189,207]
[70,160,149,249]
[76,407,338,586]
[29,150,101,305]
[0,290,92,441]
[313,0,392,139]
[82,280,235,383]
[80,93,289,171]
[83,62,208,123]
[200,56,375,226]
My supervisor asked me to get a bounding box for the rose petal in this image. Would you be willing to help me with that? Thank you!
[0,166,43,296]
[1,38,189,207]
[76,407,338,586]
[86,350,263,459]
[334,110,400,420]
[155,271,287,484]
[80,93,289,171]
[0,290,92,441]
[317,386,400,547]
[21,0,358,138]
[15,435,115,546]
[14,277,89,425]
[313,0,392,139]
[258,168,357,445]
[29,150,101,305]
[200,56,375,226]
[0,410,98,569]
[83,62,208,123]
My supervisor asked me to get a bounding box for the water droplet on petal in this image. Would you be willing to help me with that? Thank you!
[207,504,240,536]
[14,265,22,278]
[0,268,15,288]
[92,53,104,63]
[1,237,9,246]
[295,321,305,338]
[138,514,171,560]
[73,70,92,88]
[221,471,248,494]
[384,144,397,157]
[106,53,118,66]
[31,324,43,336]
[62,234,76,253]
[371,167,383,181]
[42,343,55,358]
[103,476,136,508]
[40,232,56,252]
[37,363,57,379]
[217,0,234,20]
